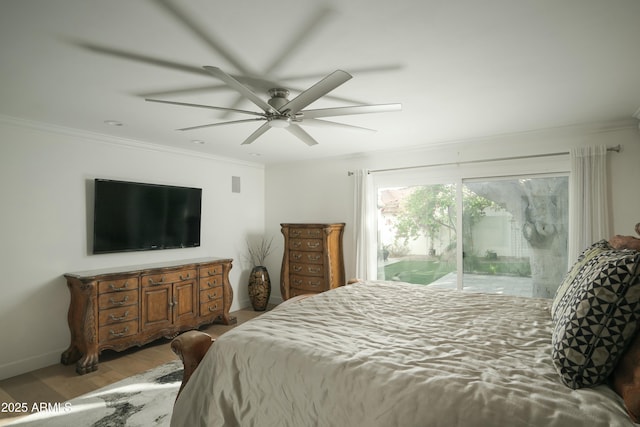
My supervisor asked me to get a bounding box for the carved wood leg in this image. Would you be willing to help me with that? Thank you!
[220,313,237,325]
[75,350,99,375]
[171,330,215,399]
[60,344,82,365]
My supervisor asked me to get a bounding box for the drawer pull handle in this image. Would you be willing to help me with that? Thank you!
[293,266,302,272]
[179,273,191,280]
[308,255,321,261]
[308,267,321,274]
[208,292,218,300]
[207,279,218,288]
[309,281,321,287]
[148,276,165,286]
[291,231,301,237]
[109,311,129,321]
[207,269,219,276]
[293,253,302,260]
[306,242,320,249]
[109,296,129,306]
[208,304,219,312]
[109,281,129,291]
[109,326,129,338]
[293,279,302,285]
[292,241,302,248]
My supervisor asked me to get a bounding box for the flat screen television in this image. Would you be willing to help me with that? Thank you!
[93,179,202,254]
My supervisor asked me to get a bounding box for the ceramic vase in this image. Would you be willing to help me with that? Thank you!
[248,266,271,311]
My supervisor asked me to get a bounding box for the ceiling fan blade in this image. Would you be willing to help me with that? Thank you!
[263,6,334,75]
[278,64,404,83]
[138,83,231,98]
[301,103,402,119]
[286,124,319,146]
[146,98,264,116]
[153,0,252,75]
[241,122,271,145]
[280,70,352,114]
[300,118,377,133]
[75,42,209,76]
[204,66,277,114]
[178,118,265,131]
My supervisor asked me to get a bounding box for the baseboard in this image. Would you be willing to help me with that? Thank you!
[0,348,66,381]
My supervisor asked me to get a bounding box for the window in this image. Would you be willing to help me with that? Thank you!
[374,159,569,298]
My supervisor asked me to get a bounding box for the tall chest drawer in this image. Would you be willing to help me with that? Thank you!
[289,228,323,239]
[290,251,323,264]
[290,238,323,252]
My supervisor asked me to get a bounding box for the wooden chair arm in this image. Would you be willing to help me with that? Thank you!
[171,330,215,399]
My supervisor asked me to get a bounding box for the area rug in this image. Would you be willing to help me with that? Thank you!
[6,360,183,427]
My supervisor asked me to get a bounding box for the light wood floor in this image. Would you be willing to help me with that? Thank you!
[0,307,266,425]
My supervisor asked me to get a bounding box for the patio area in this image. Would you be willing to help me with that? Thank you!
[425,272,535,298]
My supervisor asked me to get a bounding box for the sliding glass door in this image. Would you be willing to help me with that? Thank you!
[375,171,568,298]
[377,183,457,285]
[461,175,568,298]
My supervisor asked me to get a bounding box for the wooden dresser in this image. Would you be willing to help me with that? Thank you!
[61,257,235,374]
[280,223,345,300]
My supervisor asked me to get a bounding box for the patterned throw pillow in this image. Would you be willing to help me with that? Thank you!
[551,240,612,322]
[551,246,640,389]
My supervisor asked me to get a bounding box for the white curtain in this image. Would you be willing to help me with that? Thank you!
[353,169,376,280]
[568,145,610,261]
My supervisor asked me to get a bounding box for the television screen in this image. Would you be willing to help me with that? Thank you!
[93,179,202,254]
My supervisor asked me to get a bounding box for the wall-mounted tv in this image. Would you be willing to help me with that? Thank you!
[93,179,202,254]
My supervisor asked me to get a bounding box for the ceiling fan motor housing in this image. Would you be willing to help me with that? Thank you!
[267,88,293,127]
[267,88,290,110]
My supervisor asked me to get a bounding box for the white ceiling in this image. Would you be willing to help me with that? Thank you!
[2,0,639,164]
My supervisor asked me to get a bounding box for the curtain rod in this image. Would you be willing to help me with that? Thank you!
[347,144,621,176]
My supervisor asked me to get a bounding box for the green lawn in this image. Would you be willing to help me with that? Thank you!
[383,260,455,285]
[384,257,531,285]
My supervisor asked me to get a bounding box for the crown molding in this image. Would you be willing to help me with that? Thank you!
[0,114,264,170]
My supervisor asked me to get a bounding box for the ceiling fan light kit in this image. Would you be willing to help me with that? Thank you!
[147,66,401,146]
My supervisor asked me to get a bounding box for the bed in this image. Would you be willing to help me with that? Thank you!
[169,229,640,427]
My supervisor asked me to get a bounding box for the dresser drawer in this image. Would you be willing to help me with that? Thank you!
[99,306,138,326]
[97,277,138,294]
[290,238,323,252]
[290,251,323,264]
[200,287,222,303]
[200,264,224,278]
[290,275,326,291]
[200,275,223,290]
[98,289,138,310]
[291,262,324,277]
[289,228,323,239]
[200,298,223,317]
[99,320,138,343]
[141,269,197,287]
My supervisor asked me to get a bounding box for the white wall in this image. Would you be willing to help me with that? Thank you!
[265,123,640,301]
[0,117,265,380]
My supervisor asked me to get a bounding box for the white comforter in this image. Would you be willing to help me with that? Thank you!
[171,281,633,427]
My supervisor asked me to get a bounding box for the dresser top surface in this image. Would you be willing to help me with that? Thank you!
[65,257,231,279]
[280,223,345,227]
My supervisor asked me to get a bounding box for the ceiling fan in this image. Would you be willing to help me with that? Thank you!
[146,66,402,146]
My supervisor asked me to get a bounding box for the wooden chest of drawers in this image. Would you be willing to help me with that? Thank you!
[280,223,345,300]
[62,258,234,374]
